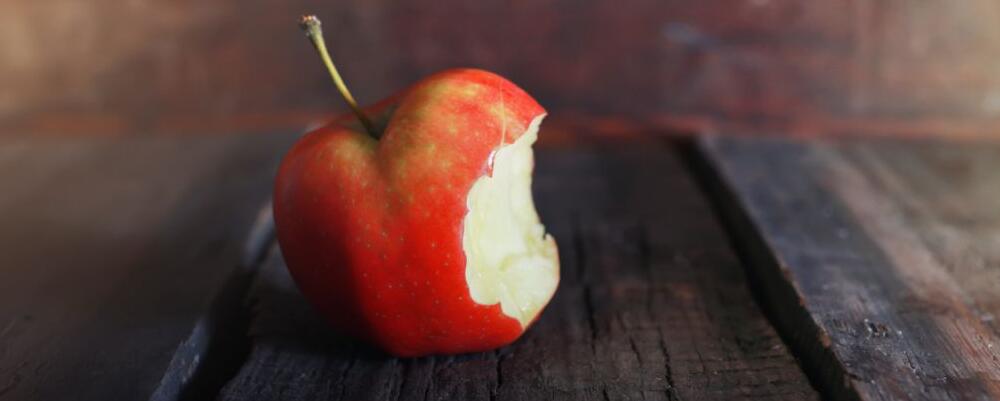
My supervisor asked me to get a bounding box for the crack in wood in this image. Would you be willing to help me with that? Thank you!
[420,357,436,401]
[628,335,643,365]
[657,327,681,401]
[335,358,357,401]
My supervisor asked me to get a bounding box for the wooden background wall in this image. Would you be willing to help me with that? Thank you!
[4,0,1000,137]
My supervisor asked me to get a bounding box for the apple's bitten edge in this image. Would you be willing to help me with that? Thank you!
[151,203,276,401]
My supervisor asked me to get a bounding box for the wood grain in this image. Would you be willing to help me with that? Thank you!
[5,1,1000,137]
[698,136,1000,401]
[0,133,296,400]
[216,142,819,401]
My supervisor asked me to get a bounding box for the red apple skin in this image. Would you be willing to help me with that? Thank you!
[273,68,556,357]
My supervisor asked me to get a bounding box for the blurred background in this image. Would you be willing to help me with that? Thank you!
[4,0,1000,138]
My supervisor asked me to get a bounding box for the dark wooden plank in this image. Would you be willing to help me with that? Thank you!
[0,133,296,401]
[698,135,1000,401]
[217,140,819,401]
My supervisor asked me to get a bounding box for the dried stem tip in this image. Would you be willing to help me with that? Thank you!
[298,14,377,138]
[299,15,321,34]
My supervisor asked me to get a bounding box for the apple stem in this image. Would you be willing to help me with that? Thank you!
[299,15,377,138]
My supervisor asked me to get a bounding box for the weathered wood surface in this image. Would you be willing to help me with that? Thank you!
[0,133,296,401]
[217,142,819,401]
[8,2,1000,139]
[699,136,1000,401]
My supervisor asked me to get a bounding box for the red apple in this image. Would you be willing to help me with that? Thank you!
[273,16,560,357]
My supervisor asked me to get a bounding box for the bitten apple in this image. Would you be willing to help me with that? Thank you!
[273,16,559,357]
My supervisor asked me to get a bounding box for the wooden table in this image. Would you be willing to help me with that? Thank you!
[701,136,1000,401]
[3,129,999,401]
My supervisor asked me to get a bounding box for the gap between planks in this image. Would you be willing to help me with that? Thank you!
[151,205,277,401]
[690,135,1000,401]
[681,137,856,401]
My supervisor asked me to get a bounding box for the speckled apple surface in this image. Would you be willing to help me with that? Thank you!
[273,69,560,357]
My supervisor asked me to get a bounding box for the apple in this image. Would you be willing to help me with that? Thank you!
[273,15,560,357]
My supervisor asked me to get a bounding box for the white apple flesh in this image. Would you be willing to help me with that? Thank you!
[462,115,560,327]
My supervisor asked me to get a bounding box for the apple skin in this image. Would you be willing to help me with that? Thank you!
[273,68,557,357]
